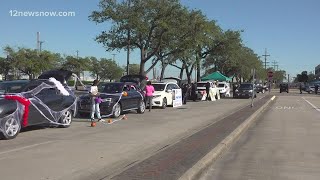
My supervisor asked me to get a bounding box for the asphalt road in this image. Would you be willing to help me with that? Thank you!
[200,92,320,180]
[0,95,263,180]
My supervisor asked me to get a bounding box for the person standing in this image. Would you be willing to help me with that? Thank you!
[90,79,102,122]
[206,82,211,101]
[191,82,197,101]
[299,83,303,94]
[315,84,319,94]
[145,81,155,112]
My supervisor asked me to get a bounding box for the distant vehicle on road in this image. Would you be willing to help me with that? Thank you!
[280,83,289,93]
[233,83,256,99]
[255,83,268,93]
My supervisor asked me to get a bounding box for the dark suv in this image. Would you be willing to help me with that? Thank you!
[280,83,289,93]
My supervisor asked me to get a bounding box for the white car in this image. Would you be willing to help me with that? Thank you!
[217,82,230,97]
[152,82,181,109]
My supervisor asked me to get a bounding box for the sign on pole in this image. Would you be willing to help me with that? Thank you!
[172,89,182,107]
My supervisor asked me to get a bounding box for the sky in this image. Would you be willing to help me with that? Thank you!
[0,0,319,80]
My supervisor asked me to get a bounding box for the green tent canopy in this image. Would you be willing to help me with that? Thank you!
[201,71,232,81]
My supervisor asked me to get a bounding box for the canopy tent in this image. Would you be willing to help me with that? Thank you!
[201,71,232,82]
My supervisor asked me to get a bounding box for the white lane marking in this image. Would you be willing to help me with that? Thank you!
[302,97,320,112]
[0,141,54,156]
[271,95,276,101]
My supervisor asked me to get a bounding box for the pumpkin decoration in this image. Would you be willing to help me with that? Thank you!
[91,121,96,127]
[122,91,128,97]
[108,119,113,123]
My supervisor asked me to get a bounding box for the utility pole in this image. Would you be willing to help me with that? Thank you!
[37,32,40,53]
[39,41,44,52]
[261,48,270,70]
[126,0,131,75]
[287,74,290,83]
[76,50,79,59]
[271,60,278,71]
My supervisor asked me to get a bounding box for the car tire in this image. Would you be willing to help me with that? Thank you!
[59,110,73,128]
[137,100,145,114]
[1,117,21,140]
[112,103,122,118]
[161,98,167,109]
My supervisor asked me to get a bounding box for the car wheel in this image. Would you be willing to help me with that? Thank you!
[1,117,21,140]
[137,100,145,114]
[112,103,122,118]
[59,110,73,128]
[161,98,167,109]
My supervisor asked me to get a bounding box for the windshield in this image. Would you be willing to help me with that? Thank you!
[100,83,123,93]
[239,84,253,89]
[197,83,207,87]
[153,84,166,91]
[0,81,29,94]
[218,84,225,87]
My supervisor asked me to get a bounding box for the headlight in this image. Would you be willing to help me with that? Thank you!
[153,95,161,98]
[249,90,253,93]
[235,89,239,92]
[104,98,112,102]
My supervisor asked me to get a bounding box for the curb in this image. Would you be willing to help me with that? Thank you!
[178,95,276,180]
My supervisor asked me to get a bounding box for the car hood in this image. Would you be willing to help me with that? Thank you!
[153,91,164,95]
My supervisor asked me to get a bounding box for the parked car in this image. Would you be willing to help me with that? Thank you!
[0,70,77,140]
[233,83,256,99]
[152,81,181,109]
[77,82,145,118]
[217,82,230,97]
[255,83,268,93]
[280,83,289,93]
[0,80,30,94]
[196,81,214,99]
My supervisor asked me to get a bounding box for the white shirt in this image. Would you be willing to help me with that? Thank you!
[90,86,98,95]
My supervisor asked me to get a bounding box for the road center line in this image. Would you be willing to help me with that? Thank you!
[302,97,320,112]
[0,141,55,156]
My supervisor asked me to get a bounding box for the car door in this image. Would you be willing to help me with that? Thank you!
[165,84,174,105]
[32,88,63,124]
[129,85,141,109]
[120,84,131,110]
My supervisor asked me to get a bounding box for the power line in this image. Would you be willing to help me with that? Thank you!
[271,60,278,70]
[261,48,270,70]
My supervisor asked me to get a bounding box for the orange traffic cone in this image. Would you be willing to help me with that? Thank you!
[91,121,96,127]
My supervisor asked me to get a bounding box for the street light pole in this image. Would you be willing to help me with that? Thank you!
[126,0,131,75]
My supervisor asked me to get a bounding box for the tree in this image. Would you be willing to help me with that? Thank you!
[0,56,13,80]
[90,0,197,76]
[62,56,90,77]
[99,58,123,81]
[128,64,140,75]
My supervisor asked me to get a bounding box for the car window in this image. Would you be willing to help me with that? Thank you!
[239,84,253,89]
[172,84,180,89]
[153,84,166,91]
[166,84,173,90]
[0,82,29,93]
[102,83,123,93]
[218,84,225,87]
